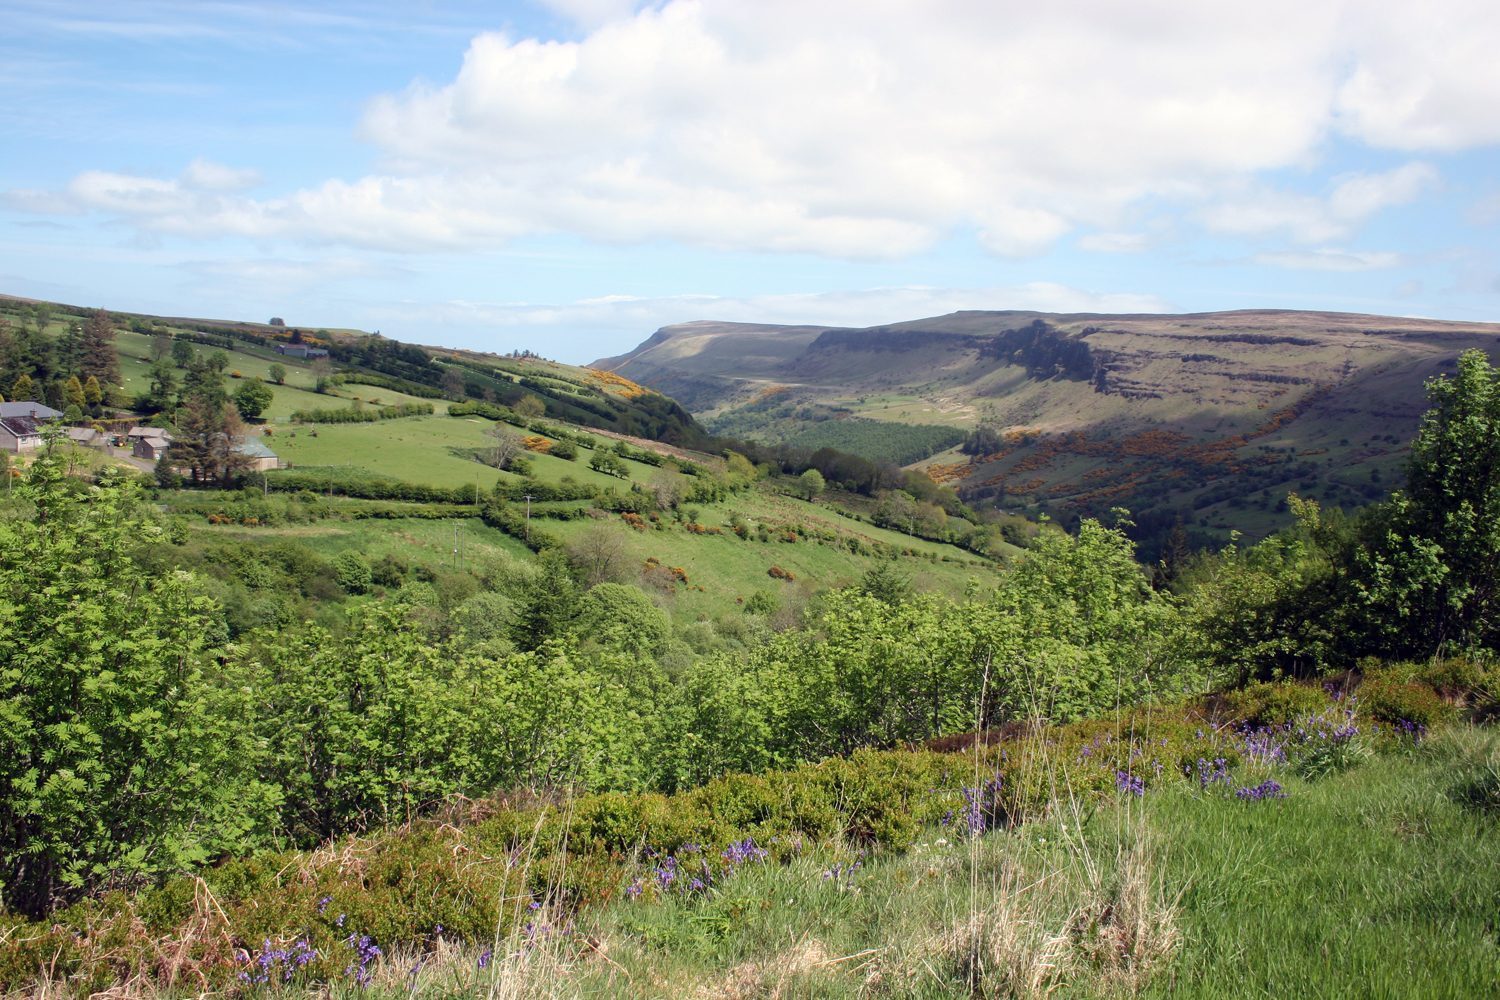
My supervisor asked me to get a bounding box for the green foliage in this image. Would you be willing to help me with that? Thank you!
[589,451,629,478]
[267,363,286,385]
[0,454,272,916]
[573,583,670,658]
[1350,349,1500,656]
[1357,675,1453,729]
[169,338,195,369]
[795,467,825,500]
[331,551,373,595]
[289,402,434,424]
[1225,682,1330,727]
[231,377,274,420]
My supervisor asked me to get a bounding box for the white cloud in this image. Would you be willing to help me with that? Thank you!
[1253,248,1403,272]
[1335,0,1500,151]
[1199,162,1436,243]
[11,1,1494,257]
[1077,232,1150,254]
[181,159,262,193]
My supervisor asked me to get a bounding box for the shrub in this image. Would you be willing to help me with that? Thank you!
[1358,676,1453,729]
[768,565,796,582]
[1226,682,1330,726]
[332,552,374,595]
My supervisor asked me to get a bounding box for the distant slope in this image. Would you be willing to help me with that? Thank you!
[0,295,713,449]
[597,309,1500,544]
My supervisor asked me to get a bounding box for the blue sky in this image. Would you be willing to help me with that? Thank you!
[3,0,1498,363]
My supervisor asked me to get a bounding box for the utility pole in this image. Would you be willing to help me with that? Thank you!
[523,493,534,541]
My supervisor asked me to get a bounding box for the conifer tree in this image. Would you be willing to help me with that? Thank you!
[79,308,121,388]
[63,375,85,411]
[10,372,35,401]
[82,375,102,407]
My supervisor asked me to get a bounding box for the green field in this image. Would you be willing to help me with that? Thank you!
[267,415,665,490]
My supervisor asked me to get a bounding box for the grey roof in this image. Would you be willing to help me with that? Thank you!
[66,427,103,442]
[127,426,173,440]
[0,401,61,420]
[235,438,278,459]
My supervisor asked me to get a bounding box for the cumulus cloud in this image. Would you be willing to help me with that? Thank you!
[10,1,1495,257]
[1199,162,1437,242]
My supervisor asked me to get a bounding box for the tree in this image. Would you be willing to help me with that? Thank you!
[206,350,229,374]
[566,525,630,586]
[1352,349,1500,654]
[143,362,177,414]
[232,378,274,421]
[82,375,102,408]
[79,309,121,388]
[572,583,669,658]
[171,339,196,369]
[648,468,686,509]
[180,355,227,410]
[62,375,85,411]
[488,423,525,470]
[56,323,84,376]
[515,394,546,419]
[796,468,826,501]
[589,451,628,478]
[0,454,271,915]
[149,330,173,362]
[268,363,286,385]
[166,399,252,486]
[10,373,35,401]
[509,550,579,651]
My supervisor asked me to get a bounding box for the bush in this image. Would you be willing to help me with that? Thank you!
[1358,676,1453,729]
[332,552,374,595]
[1226,682,1331,726]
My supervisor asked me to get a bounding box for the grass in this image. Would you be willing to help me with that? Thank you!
[266,416,664,491]
[1140,729,1500,998]
[337,729,1500,998]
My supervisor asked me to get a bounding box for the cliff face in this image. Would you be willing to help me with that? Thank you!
[596,309,1500,539]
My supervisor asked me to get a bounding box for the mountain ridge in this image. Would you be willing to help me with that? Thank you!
[595,308,1500,544]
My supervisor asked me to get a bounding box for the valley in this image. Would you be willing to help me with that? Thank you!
[600,309,1500,548]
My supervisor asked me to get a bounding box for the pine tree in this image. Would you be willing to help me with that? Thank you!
[57,323,84,375]
[83,375,102,407]
[144,363,177,414]
[10,373,35,401]
[79,309,121,388]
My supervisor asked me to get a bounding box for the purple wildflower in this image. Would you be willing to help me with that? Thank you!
[1115,770,1145,797]
[1235,779,1287,801]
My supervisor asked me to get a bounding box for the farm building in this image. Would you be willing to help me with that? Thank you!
[66,427,106,448]
[235,437,280,472]
[273,344,328,359]
[0,402,61,452]
[0,415,46,453]
[133,434,173,461]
